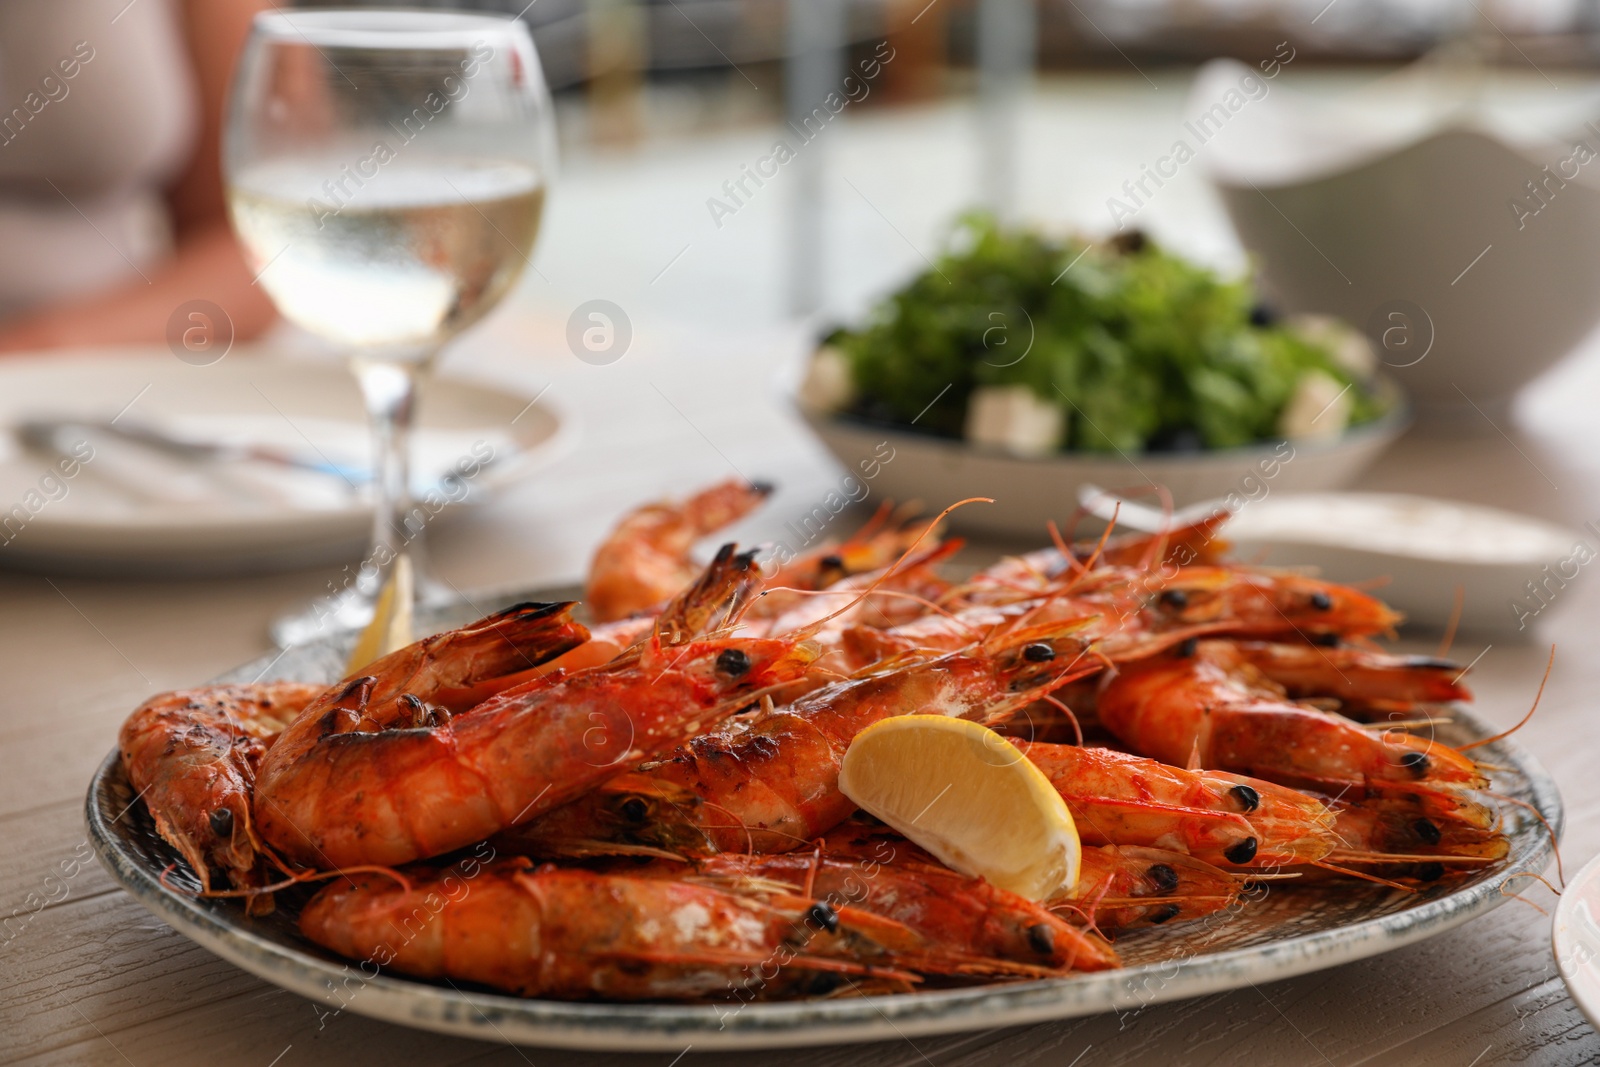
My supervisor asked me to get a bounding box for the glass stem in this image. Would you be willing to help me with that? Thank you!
[353,356,420,597]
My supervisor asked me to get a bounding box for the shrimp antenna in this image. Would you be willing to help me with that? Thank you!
[1041,693,1084,746]
[763,585,967,629]
[1072,502,1122,582]
[786,497,991,641]
[1047,520,1089,579]
[1309,859,1416,892]
[160,861,415,904]
[1461,645,1554,752]
[1499,873,1553,916]
[1436,584,1465,658]
[1129,484,1177,574]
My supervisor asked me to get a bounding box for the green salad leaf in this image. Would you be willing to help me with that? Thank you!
[829,214,1384,453]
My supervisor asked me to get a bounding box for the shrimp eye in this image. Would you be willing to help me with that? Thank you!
[1311,632,1341,648]
[1309,591,1333,611]
[1022,643,1055,663]
[1224,837,1259,864]
[619,797,649,823]
[1399,751,1430,775]
[716,648,752,678]
[1149,904,1182,924]
[1175,637,1198,659]
[1145,864,1179,894]
[1413,818,1442,845]
[1416,861,1445,882]
[1229,784,1260,812]
[806,901,840,934]
[819,554,845,572]
[208,807,234,838]
[1158,589,1189,610]
[1026,922,1056,955]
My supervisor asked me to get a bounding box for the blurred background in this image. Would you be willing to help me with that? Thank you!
[6,0,1600,643]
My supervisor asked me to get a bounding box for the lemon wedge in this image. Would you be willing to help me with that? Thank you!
[838,715,1080,901]
[345,555,414,673]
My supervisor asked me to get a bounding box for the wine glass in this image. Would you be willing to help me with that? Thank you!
[223,10,556,648]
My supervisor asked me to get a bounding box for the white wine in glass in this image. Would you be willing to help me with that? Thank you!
[223,12,556,647]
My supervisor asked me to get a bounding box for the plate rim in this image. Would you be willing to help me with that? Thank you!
[87,658,1564,1052]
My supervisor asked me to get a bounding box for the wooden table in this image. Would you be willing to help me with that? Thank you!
[4,311,1600,1066]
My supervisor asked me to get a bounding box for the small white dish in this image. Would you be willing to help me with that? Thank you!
[0,348,571,575]
[1227,493,1583,637]
[1556,850,1600,1033]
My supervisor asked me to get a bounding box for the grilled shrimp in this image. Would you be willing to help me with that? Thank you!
[750,508,945,621]
[299,857,1101,1001]
[1224,640,1469,716]
[119,682,325,912]
[1061,845,1245,931]
[507,622,1102,858]
[955,514,1233,602]
[1015,741,1336,869]
[1097,641,1492,831]
[1143,566,1401,638]
[256,551,821,869]
[627,847,1119,973]
[815,821,1239,935]
[586,478,771,622]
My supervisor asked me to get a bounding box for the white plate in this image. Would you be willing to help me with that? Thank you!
[87,591,1562,1052]
[1556,852,1600,1031]
[0,349,570,575]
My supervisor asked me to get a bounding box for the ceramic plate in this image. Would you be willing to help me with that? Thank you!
[0,349,571,575]
[87,592,1562,1052]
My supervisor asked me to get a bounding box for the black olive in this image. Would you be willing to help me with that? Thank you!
[716,648,752,678]
[1022,643,1056,663]
[1148,427,1204,454]
[1111,230,1148,254]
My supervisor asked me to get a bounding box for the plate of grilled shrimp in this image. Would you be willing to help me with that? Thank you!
[88,480,1562,1051]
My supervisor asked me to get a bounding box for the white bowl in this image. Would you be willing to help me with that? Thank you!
[797,400,1409,539]
[1194,60,1600,419]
